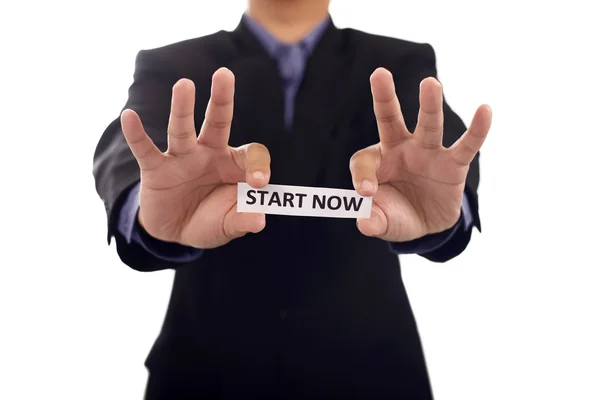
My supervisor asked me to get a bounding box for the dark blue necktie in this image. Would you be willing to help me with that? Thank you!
[276,43,306,131]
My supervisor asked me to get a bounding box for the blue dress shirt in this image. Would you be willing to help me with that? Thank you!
[117,14,473,261]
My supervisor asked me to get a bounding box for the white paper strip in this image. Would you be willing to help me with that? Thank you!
[237,183,372,218]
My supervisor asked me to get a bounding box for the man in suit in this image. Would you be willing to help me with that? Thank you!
[93,0,492,398]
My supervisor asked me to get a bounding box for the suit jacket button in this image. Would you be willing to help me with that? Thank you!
[280,310,288,320]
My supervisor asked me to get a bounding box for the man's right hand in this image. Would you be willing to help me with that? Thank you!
[120,68,270,249]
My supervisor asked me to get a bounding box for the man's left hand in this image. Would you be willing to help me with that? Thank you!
[350,68,492,242]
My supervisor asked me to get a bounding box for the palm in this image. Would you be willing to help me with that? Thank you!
[121,69,270,249]
[352,69,492,242]
[138,147,240,248]
[375,140,467,241]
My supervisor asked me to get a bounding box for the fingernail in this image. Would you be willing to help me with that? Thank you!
[360,180,375,192]
[252,171,265,181]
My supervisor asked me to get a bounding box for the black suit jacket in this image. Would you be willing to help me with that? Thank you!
[93,17,481,400]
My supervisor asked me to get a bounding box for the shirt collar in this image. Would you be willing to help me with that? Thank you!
[242,13,331,58]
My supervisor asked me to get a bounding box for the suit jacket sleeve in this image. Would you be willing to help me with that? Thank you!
[391,43,482,263]
[93,49,197,272]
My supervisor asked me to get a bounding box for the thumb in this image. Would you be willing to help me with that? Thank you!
[356,204,388,238]
[223,207,266,240]
[231,142,271,188]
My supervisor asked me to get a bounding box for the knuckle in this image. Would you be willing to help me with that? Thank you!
[170,110,194,120]
[209,95,232,107]
[223,222,244,242]
[420,124,439,135]
[128,136,146,146]
[248,141,267,151]
[169,128,196,139]
[248,142,271,160]
[205,119,231,131]
[350,145,380,171]
[419,109,442,122]
[376,111,401,124]
[349,149,365,164]
[349,157,361,171]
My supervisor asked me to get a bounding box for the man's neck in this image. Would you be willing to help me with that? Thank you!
[247,0,330,43]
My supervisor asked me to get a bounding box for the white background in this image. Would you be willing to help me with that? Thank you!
[1,0,599,399]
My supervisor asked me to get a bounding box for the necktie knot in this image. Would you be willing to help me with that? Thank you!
[277,43,305,82]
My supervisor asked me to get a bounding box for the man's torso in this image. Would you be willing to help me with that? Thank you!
[132,20,436,399]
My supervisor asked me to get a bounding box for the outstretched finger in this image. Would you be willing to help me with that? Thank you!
[121,109,164,171]
[414,77,444,148]
[449,105,492,165]
[167,78,198,156]
[198,68,235,149]
[370,68,410,146]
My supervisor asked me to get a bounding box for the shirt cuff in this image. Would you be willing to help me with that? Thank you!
[117,182,204,263]
[388,192,473,255]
